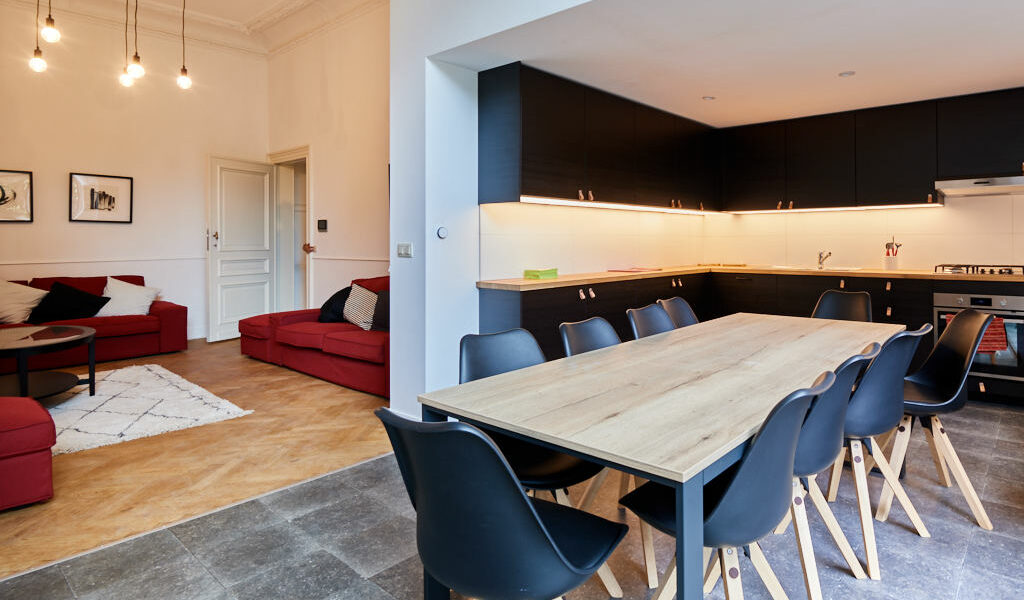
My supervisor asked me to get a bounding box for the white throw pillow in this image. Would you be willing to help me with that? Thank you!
[95,277,161,317]
[343,283,378,331]
[0,280,47,323]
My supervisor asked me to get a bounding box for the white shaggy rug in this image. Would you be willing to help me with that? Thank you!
[43,364,252,455]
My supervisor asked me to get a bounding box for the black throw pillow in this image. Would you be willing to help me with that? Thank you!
[371,290,389,332]
[28,282,110,324]
[319,286,352,323]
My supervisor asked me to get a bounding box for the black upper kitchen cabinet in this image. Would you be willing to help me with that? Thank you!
[719,122,786,211]
[938,87,1024,179]
[785,113,856,209]
[678,119,720,211]
[856,101,938,206]
[520,67,587,200]
[584,89,637,204]
[634,105,682,208]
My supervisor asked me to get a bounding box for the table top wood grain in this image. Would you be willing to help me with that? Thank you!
[419,313,905,483]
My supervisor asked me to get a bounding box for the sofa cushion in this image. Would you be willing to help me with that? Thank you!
[352,276,389,293]
[96,277,160,317]
[238,314,273,340]
[28,283,110,324]
[370,290,389,332]
[0,397,56,458]
[322,329,388,364]
[0,281,47,324]
[319,287,352,323]
[30,275,145,297]
[44,315,161,338]
[276,321,360,349]
[343,284,377,331]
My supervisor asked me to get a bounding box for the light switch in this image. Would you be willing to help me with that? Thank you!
[397,243,414,258]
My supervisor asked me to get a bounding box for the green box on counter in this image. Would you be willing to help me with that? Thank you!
[523,268,558,280]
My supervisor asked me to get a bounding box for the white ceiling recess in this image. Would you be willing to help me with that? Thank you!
[435,0,1024,127]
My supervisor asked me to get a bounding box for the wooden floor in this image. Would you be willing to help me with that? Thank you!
[0,339,392,580]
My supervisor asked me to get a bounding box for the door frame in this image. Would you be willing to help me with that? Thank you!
[268,145,314,308]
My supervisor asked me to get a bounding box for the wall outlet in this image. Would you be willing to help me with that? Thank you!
[397,242,414,258]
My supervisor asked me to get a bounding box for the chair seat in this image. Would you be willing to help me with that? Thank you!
[532,498,628,572]
[903,379,958,416]
[491,432,604,490]
[619,464,738,539]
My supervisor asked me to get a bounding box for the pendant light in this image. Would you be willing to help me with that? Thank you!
[40,0,60,43]
[176,0,192,90]
[28,0,47,72]
[126,0,145,79]
[118,0,134,87]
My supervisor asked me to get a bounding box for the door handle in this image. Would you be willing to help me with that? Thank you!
[213,231,219,239]
[302,243,317,254]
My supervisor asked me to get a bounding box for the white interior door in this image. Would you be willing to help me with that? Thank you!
[208,158,276,342]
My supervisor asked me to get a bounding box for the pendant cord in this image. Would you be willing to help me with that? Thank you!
[47,0,51,19]
[34,0,40,49]
[133,0,139,55]
[124,0,129,66]
[181,0,186,68]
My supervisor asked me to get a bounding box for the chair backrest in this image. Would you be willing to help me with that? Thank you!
[703,372,833,549]
[626,303,675,339]
[811,290,872,322]
[658,297,699,328]
[794,344,880,477]
[460,329,546,384]
[907,309,993,411]
[845,324,932,438]
[375,408,586,599]
[560,317,621,357]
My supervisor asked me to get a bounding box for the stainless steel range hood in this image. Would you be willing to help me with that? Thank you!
[936,175,1024,197]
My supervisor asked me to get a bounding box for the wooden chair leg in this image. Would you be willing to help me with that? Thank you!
[640,521,659,589]
[805,475,868,579]
[790,481,822,600]
[876,415,914,522]
[867,437,930,538]
[720,547,745,600]
[618,471,633,498]
[849,440,881,580]
[554,488,623,597]
[773,508,793,535]
[704,547,721,594]
[930,416,993,530]
[576,468,610,511]
[748,542,788,600]
[923,423,952,487]
[652,556,676,600]
[827,446,846,502]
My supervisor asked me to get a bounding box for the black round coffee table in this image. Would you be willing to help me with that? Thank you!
[0,326,96,398]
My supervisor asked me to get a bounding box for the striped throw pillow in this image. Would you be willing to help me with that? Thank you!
[343,284,378,330]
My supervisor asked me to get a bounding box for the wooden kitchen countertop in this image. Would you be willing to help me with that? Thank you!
[420,313,904,483]
[478,264,1024,291]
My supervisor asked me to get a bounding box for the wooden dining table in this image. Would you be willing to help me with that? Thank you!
[418,312,905,600]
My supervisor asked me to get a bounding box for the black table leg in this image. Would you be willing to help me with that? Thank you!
[423,569,449,599]
[676,477,704,600]
[17,352,28,397]
[422,405,447,423]
[88,339,96,396]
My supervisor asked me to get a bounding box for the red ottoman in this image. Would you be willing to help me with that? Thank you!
[0,397,57,511]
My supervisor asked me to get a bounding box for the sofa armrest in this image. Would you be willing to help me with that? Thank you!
[383,333,390,398]
[149,301,188,352]
[269,309,322,328]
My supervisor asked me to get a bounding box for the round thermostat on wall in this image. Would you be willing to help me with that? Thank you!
[436,226,448,239]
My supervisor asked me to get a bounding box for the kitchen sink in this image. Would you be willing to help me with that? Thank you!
[769,265,862,271]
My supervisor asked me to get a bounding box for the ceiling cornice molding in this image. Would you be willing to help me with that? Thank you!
[265,0,386,57]
[244,0,316,34]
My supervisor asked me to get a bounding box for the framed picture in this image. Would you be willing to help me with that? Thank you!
[0,170,33,222]
[69,173,133,223]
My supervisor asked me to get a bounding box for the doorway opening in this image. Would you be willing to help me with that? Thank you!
[274,158,309,311]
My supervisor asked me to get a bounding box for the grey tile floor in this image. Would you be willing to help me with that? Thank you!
[1,402,1023,600]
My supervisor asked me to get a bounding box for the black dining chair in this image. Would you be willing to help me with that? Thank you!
[559,316,621,356]
[811,289,872,322]
[620,373,833,599]
[376,408,628,600]
[626,303,675,339]
[825,324,933,580]
[460,329,623,597]
[875,309,994,530]
[657,297,700,328]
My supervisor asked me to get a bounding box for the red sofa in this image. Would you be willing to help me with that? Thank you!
[239,276,389,398]
[1,276,188,374]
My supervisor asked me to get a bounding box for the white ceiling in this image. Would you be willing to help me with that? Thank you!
[435,0,1024,127]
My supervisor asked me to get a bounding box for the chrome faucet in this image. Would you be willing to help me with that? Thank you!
[818,250,832,270]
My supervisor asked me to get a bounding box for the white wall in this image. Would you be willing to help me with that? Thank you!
[267,2,391,308]
[0,3,268,339]
[389,0,592,417]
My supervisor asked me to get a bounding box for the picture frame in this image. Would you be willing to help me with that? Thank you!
[0,169,34,222]
[69,173,133,223]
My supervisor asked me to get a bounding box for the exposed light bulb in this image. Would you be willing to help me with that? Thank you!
[29,48,47,72]
[41,16,60,43]
[127,53,145,78]
[176,66,192,90]
[119,68,135,87]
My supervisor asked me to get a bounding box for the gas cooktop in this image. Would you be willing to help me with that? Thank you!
[934,264,1024,276]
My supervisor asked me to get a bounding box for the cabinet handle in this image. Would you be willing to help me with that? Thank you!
[699,202,704,211]
[671,279,677,288]
[886,281,892,291]
[735,276,753,281]
[788,201,794,209]
[677,278,683,287]
[777,201,783,210]
[578,288,586,300]
[588,190,595,202]
[840,279,845,289]
[589,287,596,299]
[578,189,585,201]
[886,306,893,317]
[927,193,933,203]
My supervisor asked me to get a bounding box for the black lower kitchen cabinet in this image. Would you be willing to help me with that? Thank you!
[708,273,778,318]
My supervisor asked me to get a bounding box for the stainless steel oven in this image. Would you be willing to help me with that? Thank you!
[933,292,1024,383]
